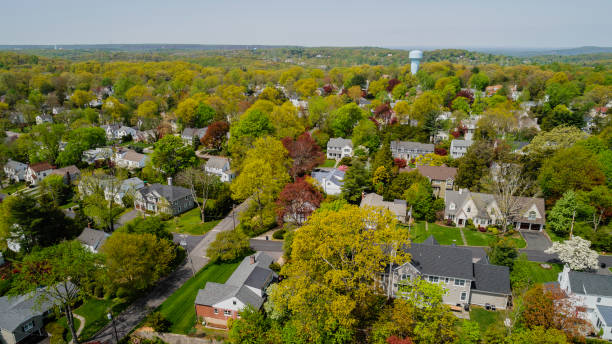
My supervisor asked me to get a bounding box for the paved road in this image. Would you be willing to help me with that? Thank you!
[250,239,284,252]
[89,200,250,344]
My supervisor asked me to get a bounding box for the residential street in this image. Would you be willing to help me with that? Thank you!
[89,200,249,343]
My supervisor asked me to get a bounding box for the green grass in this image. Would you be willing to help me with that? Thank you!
[523,261,563,283]
[0,182,26,195]
[56,298,128,342]
[408,222,463,245]
[165,207,221,235]
[320,159,336,167]
[463,229,494,246]
[470,307,503,332]
[158,262,240,334]
[546,228,565,243]
[57,316,81,342]
[60,201,77,209]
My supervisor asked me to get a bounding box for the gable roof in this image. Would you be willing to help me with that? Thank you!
[29,162,54,172]
[206,156,230,170]
[195,283,264,309]
[568,270,612,297]
[327,137,352,148]
[404,242,474,280]
[312,168,345,187]
[360,193,406,218]
[422,235,439,246]
[50,165,80,177]
[596,305,612,326]
[0,285,72,332]
[403,165,457,181]
[137,184,192,202]
[5,159,27,170]
[121,150,146,163]
[450,139,474,148]
[472,263,511,295]
[77,228,109,251]
[225,252,275,287]
[182,127,207,138]
[390,140,434,152]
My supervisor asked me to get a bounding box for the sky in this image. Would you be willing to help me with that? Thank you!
[0,0,610,49]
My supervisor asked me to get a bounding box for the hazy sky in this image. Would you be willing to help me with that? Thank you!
[1,0,609,48]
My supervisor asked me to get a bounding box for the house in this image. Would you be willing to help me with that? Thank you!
[112,148,148,169]
[77,227,109,253]
[444,189,546,231]
[195,253,276,329]
[114,177,145,205]
[82,147,113,165]
[78,175,143,205]
[181,127,208,146]
[116,126,137,140]
[133,129,156,143]
[35,114,53,125]
[461,117,480,140]
[326,138,353,160]
[557,266,612,340]
[49,165,81,184]
[4,160,28,183]
[0,290,56,344]
[382,236,511,310]
[311,168,345,195]
[134,180,195,216]
[100,124,120,140]
[450,139,474,159]
[390,141,434,161]
[204,157,234,182]
[485,85,503,96]
[402,165,457,198]
[25,162,54,186]
[360,193,407,223]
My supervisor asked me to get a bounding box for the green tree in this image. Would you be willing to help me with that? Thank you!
[352,119,380,152]
[207,229,252,263]
[117,216,172,240]
[39,174,72,206]
[403,181,438,221]
[341,160,371,203]
[487,237,518,269]
[328,103,366,137]
[456,141,494,191]
[151,135,197,177]
[372,142,394,172]
[71,90,94,108]
[469,73,490,91]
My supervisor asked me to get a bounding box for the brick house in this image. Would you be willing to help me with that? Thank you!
[195,253,276,329]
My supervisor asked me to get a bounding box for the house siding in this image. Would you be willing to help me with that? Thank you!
[470,290,509,310]
[195,305,238,328]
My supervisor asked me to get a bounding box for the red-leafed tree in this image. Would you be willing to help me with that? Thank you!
[387,78,401,92]
[201,121,230,150]
[276,178,323,225]
[374,104,393,124]
[387,336,414,344]
[434,147,447,156]
[323,84,334,95]
[394,158,407,169]
[282,132,325,178]
[455,89,474,104]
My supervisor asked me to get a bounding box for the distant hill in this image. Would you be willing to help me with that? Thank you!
[0,44,295,51]
[490,46,612,57]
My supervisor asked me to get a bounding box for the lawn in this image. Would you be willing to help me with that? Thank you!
[546,228,566,243]
[523,261,563,283]
[57,297,129,342]
[463,229,527,248]
[320,159,336,167]
[408,222,463,245]
[0,182,25,195]
[470,307,503,332]
[158,262,240,334]
[166,207,221,235]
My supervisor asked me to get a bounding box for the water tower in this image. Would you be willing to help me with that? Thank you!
[409,50,423,75]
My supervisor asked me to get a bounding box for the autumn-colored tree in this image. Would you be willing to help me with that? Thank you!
[200,120,229,150]
[282,132,325,178]
[276,178,323,225]
[387,78,401,92]
[348,85,363,102]
[394,158,407,169]
[374,103,393,124]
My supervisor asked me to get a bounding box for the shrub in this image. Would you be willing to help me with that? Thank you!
[45,322,66,344]
[466,219,476,231]
[269,262,281,273]
[272,228,286,240]
[207,229,253,263]
[338,156,352,166]
[116,287,129,298]
[146,312,171,333]
[487,227,499,235]
[478,226,487,232]
[445,219,455,227]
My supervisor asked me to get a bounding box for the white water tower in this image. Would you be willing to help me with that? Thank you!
[409,50,423,75]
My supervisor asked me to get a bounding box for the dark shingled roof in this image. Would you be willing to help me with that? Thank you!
[596,305,612,326]
[195,283,264,309]
[568,270,612,297]
[472,263,511,295]
[423,235,439,246]
[244,266,275,290]
[138,184,192,202]
[404,243,474,280]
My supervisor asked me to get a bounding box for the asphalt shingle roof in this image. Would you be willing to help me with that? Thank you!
[472,263,511,294]
[206,157,230,170]
[138,184,192,202]
[77,228,109,251]
[404,243,474,280]
[568,270,612,297]
[596,305,612,326]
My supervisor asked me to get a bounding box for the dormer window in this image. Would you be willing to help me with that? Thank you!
[449,203,455,210]
[528,211,536,220]
[467,207,471,213]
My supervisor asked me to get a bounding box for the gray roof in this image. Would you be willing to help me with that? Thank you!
[0,285,73,332]
[568,270,612,297]
[138,184,192,202]
[472,263,511,295]
[450,139,474,148]
[327,137,353,149]
[423,235,439,246]
[390,140,434,152]
[182,127,207,139]
[360,193,407,219]
[596,305,612,326]
[225,252,275,287]
[195,283,264,309]
[206,156,230,170]
[5,159,27,170]
[312,168,345,187]
[77,228,109,251]
[404,243,474,280]
[244,266,275,290]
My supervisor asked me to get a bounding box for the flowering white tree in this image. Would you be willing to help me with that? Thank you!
[545,236,599,271]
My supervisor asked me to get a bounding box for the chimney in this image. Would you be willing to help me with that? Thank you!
[167,177,172,186]
[249,255,255,265]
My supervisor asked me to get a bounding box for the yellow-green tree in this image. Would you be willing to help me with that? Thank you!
[71,90,94,108]
[267,205,410,342]
[269,102,305,139]
[415,153,446,166]
[293,78,317,97]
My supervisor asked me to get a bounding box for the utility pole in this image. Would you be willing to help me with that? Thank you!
[107,312,118,344]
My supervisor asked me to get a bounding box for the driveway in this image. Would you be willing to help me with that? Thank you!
[116,209,140,228]
[521,231,552,251]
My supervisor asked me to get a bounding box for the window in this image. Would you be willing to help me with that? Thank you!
[454,279,465,286]
[528,211,536,220]
[445,277,450,283]
[460,292,467,301]
[224,310,232,316]
[467,207,471,213]
[213,308,218,314]
[23,321,34,332]
[449,203,455,210]
[597,297,602,303]
[428,276,439,283]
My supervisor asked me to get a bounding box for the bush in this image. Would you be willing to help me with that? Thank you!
[269,262,281,273]
[478,226,487,232]
[45,322,66,344]
[146,312,171,333]
[116,287,129,298]
[272,228,286,240]
[466,219,476,231]
[445,219,455,227]
[338,156,352,166]
[487,227,499,235]
[94,285,104,298]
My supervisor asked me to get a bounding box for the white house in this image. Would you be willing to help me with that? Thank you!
[557,266,612,340]
[204,157,234,182]
[326,138,353,160]
[311,168,345,195]
[25,162,54,186]
[82,147,113,165]
[4,159,28,183]
[112,149,148,169]
[116,126,137,140]
[450,139,474,159]
[76,227,109,253]
[35,114,53,125]
[181,127,207,146]
[462,117,480,141]
[100,124,120,140]
[113,177,145,205]
[390,141,434,161]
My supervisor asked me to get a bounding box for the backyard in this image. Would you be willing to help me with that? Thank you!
[165,207,221,235]
[58,297,129,342]
[469,307,504,332]
[522,261,563,283]
[320,159,336,168]
[157,261,240,334]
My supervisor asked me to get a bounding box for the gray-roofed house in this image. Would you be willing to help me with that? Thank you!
[360,193,407,223]
[134,179,195,216]
[77,227,110,253]
[326,138,353,160]
[195,252,276,329]
[112,148,148,169]
[82,147,113,165]
[204,157,234,182]
[49,165,81,184]
[558,265,612,339]
[3,159,28,183]
[444,189,546,231]
[390,140,434,161]
[181,127,207,146]
[0,289,57,344]
[382,236,510,310]
[450,139,474,159]
[311,167,345,195]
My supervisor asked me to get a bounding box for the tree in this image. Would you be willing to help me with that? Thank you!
[385,171,428,201]
[10,241,101,344]
[259,87,286,105]
[71,90,94,108]
[282,132,325,178]
[79,171,125,232]
[206,229,251,263]
[352,119,380,152]
[341,160,371,203]
[29,123,66,164]
[411,91,442,125]
[547,190,585,237]
[267,205,410,342]
[347,85,363,102]
[56,126,106,166]
[117,216,172,241]
[151,135,197,177]
[200,120,229,150]
[101,232,176,293]
[584,186,612,231]
[456,141,494,191]
[487,237,518,269]
[545,236,599,271]
[414,153,446,166]
[523,126,586,164]
[541,104,583,131]
[276,178,323,225]
[176,166,218,223]
[294,78,317,97]
[328,103,366,137]
[484,163,531,232]
[372,142,394,172]
[39,174,72,206]
[469,73,489,91]
[403,181,438,222]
